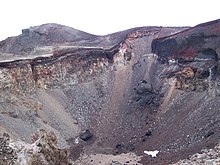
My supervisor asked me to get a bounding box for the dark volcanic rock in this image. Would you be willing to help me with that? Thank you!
[0,133,16,165]
[131,80,163,108]
[136,80,153,94]
[126,143,135,151]
[152,19,220,92]
[114,143,126,154]
[152,19,220,60]
[111,160,122,165]
[79,130,93,141]
[142,130,152,142]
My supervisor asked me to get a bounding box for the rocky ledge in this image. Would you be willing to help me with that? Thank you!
[0,130,68,165]
[152,20,220,92]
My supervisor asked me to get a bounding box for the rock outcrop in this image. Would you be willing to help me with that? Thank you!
[0,133,17,165]
[0,130,68,165]
[152,20,220,92]
[172,143,220,165]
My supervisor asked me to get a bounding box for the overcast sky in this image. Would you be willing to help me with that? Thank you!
[0,0,219,40]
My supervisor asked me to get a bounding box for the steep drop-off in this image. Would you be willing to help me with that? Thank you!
[0,21,219,165]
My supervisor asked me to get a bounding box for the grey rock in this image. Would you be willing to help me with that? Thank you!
[79,130,93,141]
[111,160,122,165]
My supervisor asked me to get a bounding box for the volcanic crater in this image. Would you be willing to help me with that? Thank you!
[0,21,220,164]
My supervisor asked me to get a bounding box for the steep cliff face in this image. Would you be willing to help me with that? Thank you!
[0,20,219,165]
[152,20,220,92]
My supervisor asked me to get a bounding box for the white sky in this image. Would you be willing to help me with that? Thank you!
[0,0,219,40]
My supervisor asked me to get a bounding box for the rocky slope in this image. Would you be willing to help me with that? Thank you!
[172,143,220,165]
[0,20,219,165]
